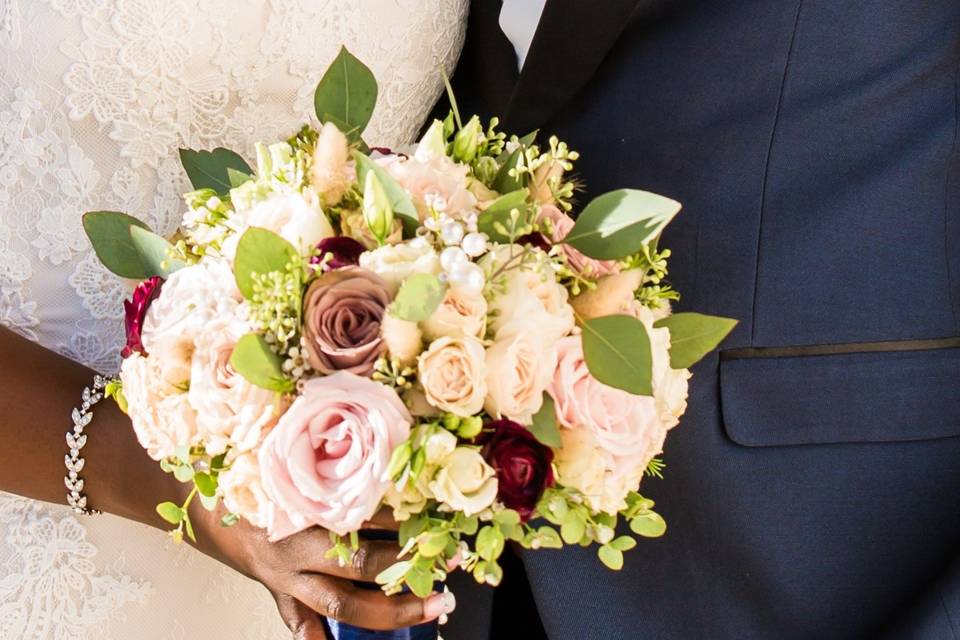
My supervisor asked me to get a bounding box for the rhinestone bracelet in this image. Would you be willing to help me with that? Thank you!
[65,374,107,515]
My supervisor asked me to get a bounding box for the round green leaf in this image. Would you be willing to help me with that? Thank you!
[598,544,624,570]
[156,502,184,525]
[232,227,298,300]
[564,189,681,260]
[230,333,295,393]
[630,512,667,538]
[375,560,412,586]
[529,392,562,448]
[581,315,653,396]
[389,273,447,322]
[405,567,433,598]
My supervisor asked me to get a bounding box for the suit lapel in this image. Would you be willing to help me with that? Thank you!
[503,0,643,133]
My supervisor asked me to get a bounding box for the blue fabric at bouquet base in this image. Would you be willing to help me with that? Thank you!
[325,619,438,640]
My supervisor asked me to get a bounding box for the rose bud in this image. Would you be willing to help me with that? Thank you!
[480,419,555,521]
[311,236,366,271]
[121,276,163,358]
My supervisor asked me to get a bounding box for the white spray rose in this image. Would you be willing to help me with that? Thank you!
[631,302,691,429]
[224,191,334,258]
[428,447,499,516]
[484,333,556,425]
[417,335,488,416]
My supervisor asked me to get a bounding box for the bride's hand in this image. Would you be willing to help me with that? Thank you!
[187,503,454,638]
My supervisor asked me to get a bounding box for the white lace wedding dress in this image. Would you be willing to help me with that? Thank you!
[0,1,468,637]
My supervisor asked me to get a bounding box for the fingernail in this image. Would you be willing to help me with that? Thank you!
[424,590,457,619]
[445,550,463,571]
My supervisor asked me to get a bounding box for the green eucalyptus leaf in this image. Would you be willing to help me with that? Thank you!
[178,147,252,194]
[581,315,653,396]
[232,227,298,300]
[82,211,154,278]
[476,526,505,562]
[610,535,638,552]
[417,531,449,558]
[536,526,563,549]
[477,188,530,243]
[565,189,682,260]
[598,544,624,570]
[194,472,217,497]
[493,146,524,193]
[227,167,252,188]
[173,464,194,482]
[630,511,667,538]
[314,47,377,144]
[654,312,738,369]
[230,333,296,393]
[399,515,427,546]
[352,151,419,236]
[129,226,186,277]
[375,560,412,586]
[560,518,586,545]
[389,273,446,322]
[156,502,183,525]
[405,567,433,598]
[529,393,562,448]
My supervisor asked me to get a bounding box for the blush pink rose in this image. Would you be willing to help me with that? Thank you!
[538,205,619,278]
[258,372,412,539]
[547,336,668,480]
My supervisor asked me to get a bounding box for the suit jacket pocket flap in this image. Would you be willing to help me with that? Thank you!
[720,346,960,447]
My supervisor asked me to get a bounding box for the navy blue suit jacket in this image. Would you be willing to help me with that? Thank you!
[442,1,960,638]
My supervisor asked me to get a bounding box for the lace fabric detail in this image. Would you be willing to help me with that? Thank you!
[0,0,468,636]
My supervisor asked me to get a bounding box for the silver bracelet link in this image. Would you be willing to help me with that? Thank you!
[65,374,107,515]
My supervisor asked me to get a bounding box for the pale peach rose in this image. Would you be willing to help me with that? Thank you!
[484,333,556,425]
[421,285,487,341]
[189,315,286,455]
[359,239,441,294]
[224,191,334,258]
[570,269,645,320]
[428,447,498,516]
[310,122,351,207]
[380,312,423,366]
[141,260,243,387]
[258,372,412,538]
[378,154,477,220]
[417,335,487,416]
[340,209,403,250]
[219,452,271,528]
[547,336,668,493]
[120,353,200,461]
[537,204,619,278]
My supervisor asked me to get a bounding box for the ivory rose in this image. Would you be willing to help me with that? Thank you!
[537,204,619,278]
[421,285,487,341]
[484,333,556,425]
[301,267,391,376]
[547,336,668,490]
[219,452,272,529]
[417,336,488,416]
[258,372,412,538]
[189,315,285,455]
[358,238,441,294]
[120,353,199,461]
[428,447,498,516]
[225,191,334,257]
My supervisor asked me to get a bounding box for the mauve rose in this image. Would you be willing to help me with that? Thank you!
[302,267,391,376]
[538,205,619,278]
[121,276,163,358]
[480,420,554,521]
[258,372,412,538]
[311,236,366,271]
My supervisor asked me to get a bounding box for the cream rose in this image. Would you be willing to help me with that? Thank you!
[380,312,423,366]
[422,285,488,341]
[219,452,271,528]
[428,447,498,516]
[120,353,200,460]
[630,302,691,429]
[484,333,556,425]
[417,336,487,416]
[189,315,285,455]
[554,428,646,515]
[358,238,441,294]
[226,191,334,258]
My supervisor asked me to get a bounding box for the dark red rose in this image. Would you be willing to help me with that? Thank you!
[312,236,366,271]
[517,231,551,252]
[121,276,163,358]
[481,420,555,521]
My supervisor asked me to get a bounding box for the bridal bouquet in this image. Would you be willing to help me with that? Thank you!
[84,48,735,597]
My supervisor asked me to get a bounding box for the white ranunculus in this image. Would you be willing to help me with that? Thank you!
[120,353,200,461]
[141,260,242,387]
[554,428,643,515]
[189,314,285,455]
[421,285,487,341]
[219,452,272,529]
[358,238,441,294]
[632,302,691,429]
[428,447,499,516]
[484,333,556,425]
[224,191,334,258]
[417,335,488,417]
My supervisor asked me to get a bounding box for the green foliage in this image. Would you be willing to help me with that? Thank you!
[630,512,667,538]
[389,273,447,322]
[493,146,525,193]
[232,227,298,300]
[129,226,187,277]
[178,147,252,194]
[352,151,419,236]
[645,457,666,479]
[156,502,183,525]
[580,315,653,396]
[598,544,624,570]
[477,188,531,243]
[654,312,738,369]
[230,333,296,393]
[565,189,682,260]
[529,393,562,448]
[83,211,182,279]
[314,47,377,145]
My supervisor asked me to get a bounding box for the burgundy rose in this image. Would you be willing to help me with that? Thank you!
[480,420,555,521]
[121,276,164,358]
[312,236,366,271]
[301,267,391,376]
[517,231,551,252]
